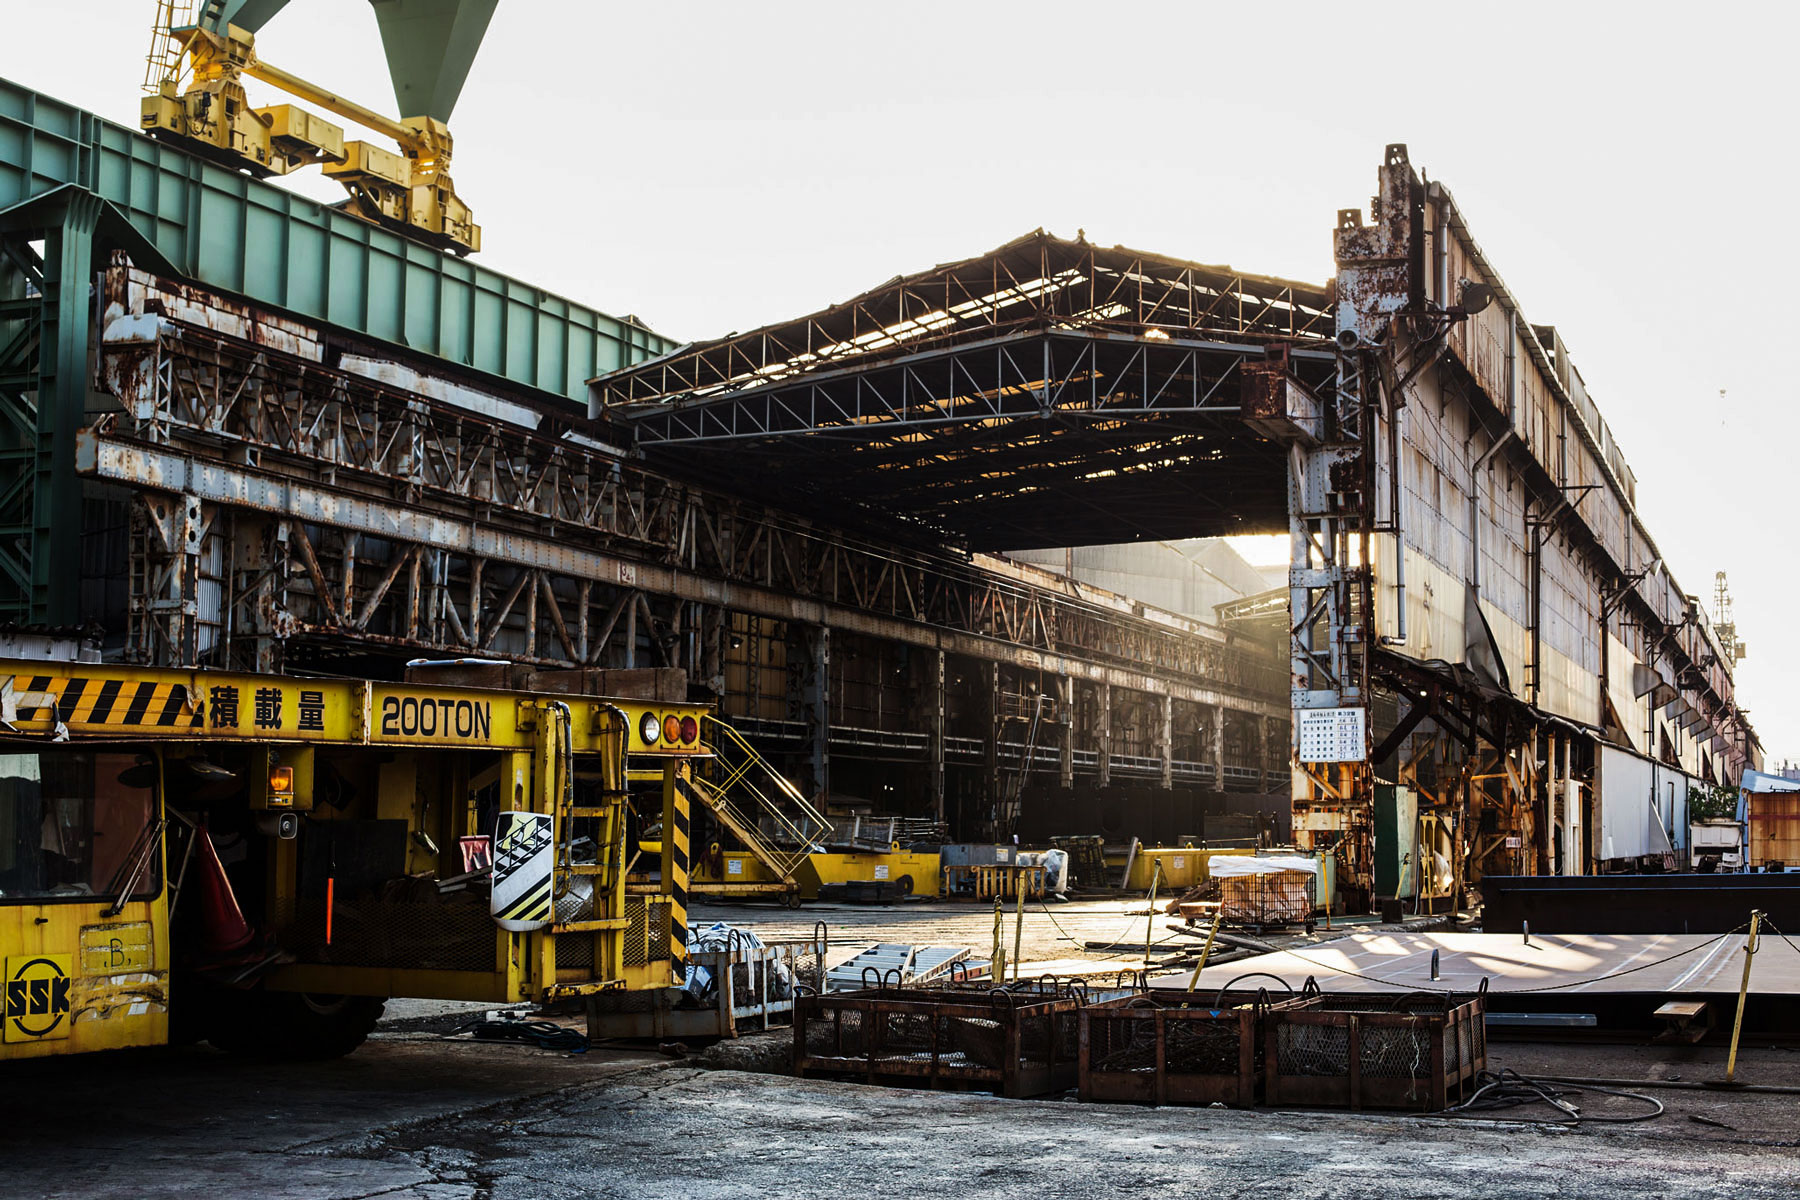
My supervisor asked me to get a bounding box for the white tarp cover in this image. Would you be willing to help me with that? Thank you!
[682,922,793,1002]
[1209,854,1319,878]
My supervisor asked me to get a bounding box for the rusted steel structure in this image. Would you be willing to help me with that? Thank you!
[0,70,1755,877]
[597,149,1758,900]
[32,226,1289,848]
[598,231,1334,551]
[1281,146,1759,904]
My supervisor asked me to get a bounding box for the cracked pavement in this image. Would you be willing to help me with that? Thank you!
[3,1034,1798,1198]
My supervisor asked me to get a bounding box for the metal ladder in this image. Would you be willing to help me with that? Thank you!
[687,715,832,886]
[144,1,197,93]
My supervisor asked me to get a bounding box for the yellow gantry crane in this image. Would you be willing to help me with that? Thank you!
[140,0,493,254]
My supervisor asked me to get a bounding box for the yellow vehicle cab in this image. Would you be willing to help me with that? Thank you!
[0,659,709,1060]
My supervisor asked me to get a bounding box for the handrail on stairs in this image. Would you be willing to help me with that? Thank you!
[691,715,834,882]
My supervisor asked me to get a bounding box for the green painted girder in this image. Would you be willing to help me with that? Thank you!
[0,77,673,409]
[371,0,499,123]
[198,0,296,33]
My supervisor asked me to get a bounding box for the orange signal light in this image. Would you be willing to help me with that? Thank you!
[662,714,682,745]
[268,765,294,794]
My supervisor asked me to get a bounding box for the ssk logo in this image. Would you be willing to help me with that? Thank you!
[5,955,72,1042]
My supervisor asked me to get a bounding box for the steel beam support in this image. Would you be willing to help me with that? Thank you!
[1277,144,1422,911]
[1097,683,1112,789]
[799,625,830,806]
[92,316,1286,710]
[1160,693,1174,791]
[1213,705,1227,791]
[78,431,1286,715]
[929,649,946,824]
[1058,674,1074,790]
[0,234,45,620]
[19,195,101,624]
[984,661,1001,837]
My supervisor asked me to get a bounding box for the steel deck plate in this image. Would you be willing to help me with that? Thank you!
[1158,931,1800,997]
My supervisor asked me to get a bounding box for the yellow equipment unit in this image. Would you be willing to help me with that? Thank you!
[0,659,706,1060]
[140,3,484,254]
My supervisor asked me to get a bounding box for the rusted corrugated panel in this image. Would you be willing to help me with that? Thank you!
[1750,792,1800,867]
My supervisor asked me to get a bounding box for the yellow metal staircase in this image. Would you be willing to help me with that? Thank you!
[687,715,832,887]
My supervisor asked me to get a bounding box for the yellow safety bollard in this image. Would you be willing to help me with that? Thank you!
[1143,859,1163,972]
[1725,909,1763,1086]
[991,897,1006,983]
[1013,867,1027,982]
[1184,907,1225,995]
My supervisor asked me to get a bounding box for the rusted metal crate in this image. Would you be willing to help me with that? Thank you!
[793,987,1082,1098]
[1263,982,1487,1112]
[1079,991,1308,1107]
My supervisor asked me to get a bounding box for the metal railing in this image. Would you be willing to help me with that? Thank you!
[691,715,833,883]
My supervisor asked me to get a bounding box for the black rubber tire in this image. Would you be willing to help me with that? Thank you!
[206,989,386,1061]
[894,874,914,897]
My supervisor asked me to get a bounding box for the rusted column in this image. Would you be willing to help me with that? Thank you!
[1160,693,1174,791]
[929,649,946,825]
[1213,705,1227,791]
[801,625,831,806]
[1059,675,1074,790]
[1097,683,1112,789]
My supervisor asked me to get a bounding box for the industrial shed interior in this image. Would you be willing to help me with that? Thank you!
[9,10,1800,1191]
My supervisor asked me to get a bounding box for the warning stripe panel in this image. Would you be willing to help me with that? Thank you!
[669,776,691,984]
[494,877,554,924]
[15,677,203,729]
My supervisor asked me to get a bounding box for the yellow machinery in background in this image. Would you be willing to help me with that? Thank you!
[0,659,706,1060]
[1115,846,1255,892]
[689,846,943,903]
[139,0,490,253]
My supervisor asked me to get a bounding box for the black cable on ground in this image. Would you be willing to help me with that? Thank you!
[1035,896,1182,955]
[1534,1073,1800,1096]
[1435,1068,1663,1125]
[446,1017,588,1053]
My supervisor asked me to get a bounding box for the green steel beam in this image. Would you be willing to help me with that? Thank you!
[30,194,99,625]
[0,74,673,626]
[198,0,296,34]
[0,76,673,409]
[0,236,43,622]
[370,0,499,123]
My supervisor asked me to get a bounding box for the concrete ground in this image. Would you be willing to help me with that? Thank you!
[689,895,1419,973]
[3,1034,1797,1199]
[8,905,1796,1198]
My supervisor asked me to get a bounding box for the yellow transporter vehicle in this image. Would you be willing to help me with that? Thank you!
[0,659,706,1061]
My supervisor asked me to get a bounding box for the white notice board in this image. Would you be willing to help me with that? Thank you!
[1297,706,1366,763]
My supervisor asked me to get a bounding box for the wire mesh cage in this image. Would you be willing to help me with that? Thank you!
[793,987,1084,1098]
[1079,989,1311,1107]
[1263,979,1488,1111]
[1218,869,1315,928]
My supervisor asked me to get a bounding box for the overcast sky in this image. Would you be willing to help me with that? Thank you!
[13,2,1795,762]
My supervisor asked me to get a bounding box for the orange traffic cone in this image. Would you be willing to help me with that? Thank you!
[193,823,255,955]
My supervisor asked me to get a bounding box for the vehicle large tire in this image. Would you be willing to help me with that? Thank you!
[206,988,386,1061]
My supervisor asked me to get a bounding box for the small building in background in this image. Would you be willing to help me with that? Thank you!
[1741,768,1800,871]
